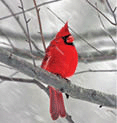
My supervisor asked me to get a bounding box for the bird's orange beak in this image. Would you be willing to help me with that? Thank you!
[66,35,74,43]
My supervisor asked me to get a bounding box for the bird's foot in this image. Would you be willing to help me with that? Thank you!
[55,74,70,99]
[64,78,70,99]
[65,93,69,99]
[65,78,70,83]
[56,74,62,79]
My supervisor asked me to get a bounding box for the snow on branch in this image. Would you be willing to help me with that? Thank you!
[0,47,116,108]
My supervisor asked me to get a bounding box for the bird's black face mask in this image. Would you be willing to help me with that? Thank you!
[62,34,74,46]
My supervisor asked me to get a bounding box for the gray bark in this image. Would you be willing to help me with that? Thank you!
[0,47,116,108]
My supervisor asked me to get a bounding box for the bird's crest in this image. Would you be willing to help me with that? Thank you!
[56,22,71,38]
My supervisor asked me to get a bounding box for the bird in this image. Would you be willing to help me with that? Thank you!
[41,22,78,120]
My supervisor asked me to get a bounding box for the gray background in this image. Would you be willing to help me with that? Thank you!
[0,0,116,123]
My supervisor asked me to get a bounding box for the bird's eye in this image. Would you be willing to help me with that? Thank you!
[62,36,66,41]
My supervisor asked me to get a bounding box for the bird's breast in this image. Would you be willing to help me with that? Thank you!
[45,44,78,78]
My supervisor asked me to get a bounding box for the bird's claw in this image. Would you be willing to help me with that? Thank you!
[64,78,70,83]
[65,93,69,99]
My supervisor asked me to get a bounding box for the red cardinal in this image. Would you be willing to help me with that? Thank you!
[41,22,78,120]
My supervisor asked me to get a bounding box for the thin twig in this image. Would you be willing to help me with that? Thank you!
[0,75,49,94]
[0,71,19,83]
[33,0,46,51]
[19,0,36,67]
[0,30,14,48]
[47,7,103,55]
[106,0,117,24]
[0,75,35,82]
[0,0,62,21]
[113,7,117,13]
[95,3,116,46]
[86,0,117,25]
[0,42,11,47]
[0,64,14,70]
[75,69,117,75]
[1,0,26,41]
[1,0,39,51]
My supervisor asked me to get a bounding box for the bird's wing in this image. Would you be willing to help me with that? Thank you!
[41,40,56,69]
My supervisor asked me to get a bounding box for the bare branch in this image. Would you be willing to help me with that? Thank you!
[0,42,11,47]
[0,0,62,21]
[0,71,19,83]
[1,0,39,51]
[0,47,116,108]
[0,74,75,122]
[19,0,36,67]
[79,49,116,63]
[0,46,116,62]
[0,30,14,48]
[0,74,48,92]
[33,0,46,51]
[1,0,26,39]
[106,0,117,24]
[86,0,117,25]
[0,63,14,70]
[98,15,116,45]
[113,7,117,13]
[95,3,116,46]
[75,69,117,75]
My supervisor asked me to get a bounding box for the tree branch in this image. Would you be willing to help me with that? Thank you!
[86,0,117,25]
[1,0,39,51]
[33,0,46,51]
[0,0,62,21]
[0,75,75,122]
[0,75,49,93]
[19,0,36,67]
[0,47,116,62]
[95,2,116,46]
[0,47,116,108]
[75,69,117,75]
[105,0,117,24]
[0,71,19,83]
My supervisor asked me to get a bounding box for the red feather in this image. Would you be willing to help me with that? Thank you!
[41,22,78,120]
[56,22,70,38]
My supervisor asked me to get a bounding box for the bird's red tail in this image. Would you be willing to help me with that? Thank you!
[49,86,66,120]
